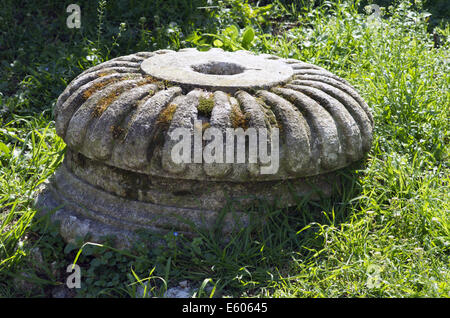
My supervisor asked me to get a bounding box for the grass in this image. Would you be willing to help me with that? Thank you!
[0,0,449,297]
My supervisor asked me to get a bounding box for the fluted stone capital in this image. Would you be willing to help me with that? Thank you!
[36,49,374,246]
[54,48,373,182]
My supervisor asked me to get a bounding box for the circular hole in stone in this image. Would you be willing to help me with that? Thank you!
[191,61,246,75]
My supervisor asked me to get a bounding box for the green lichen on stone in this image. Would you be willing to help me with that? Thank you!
[197,94,215,116]
[255,97,277,129]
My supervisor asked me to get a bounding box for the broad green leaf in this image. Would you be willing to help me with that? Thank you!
[213,39,223,47]
[241,27,255,49]
[0,142,10,155]
[224,25,239,40]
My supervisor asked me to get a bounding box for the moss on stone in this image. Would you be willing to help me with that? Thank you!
[257,98,278,130]
[230,104,249,129]
[157,103,178,124]
[163,80,175,89]
[83,78,121,100]
[197,94,215,116]
[92,90,122,118]
[91,78,156,118]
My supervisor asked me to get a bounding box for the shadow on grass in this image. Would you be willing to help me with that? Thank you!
[1,159,367,298]
[159,161,367,296]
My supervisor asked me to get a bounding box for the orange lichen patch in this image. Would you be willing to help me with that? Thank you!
[202,121,210,131]
[132,75,171,90]
[92,90,122,118]
[135,76,166,93]
[97,70,117,77]
[230,104,249,129]
[146,102,178,158]
[91,78,157,118]
[139,75,164,87]
[157,103,177,125]
[142,75,158,82]
[91,84,135,118]
[83,77,122,100]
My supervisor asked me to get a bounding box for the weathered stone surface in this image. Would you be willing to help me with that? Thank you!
[36,48,373,247]
[52,49,373,182]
